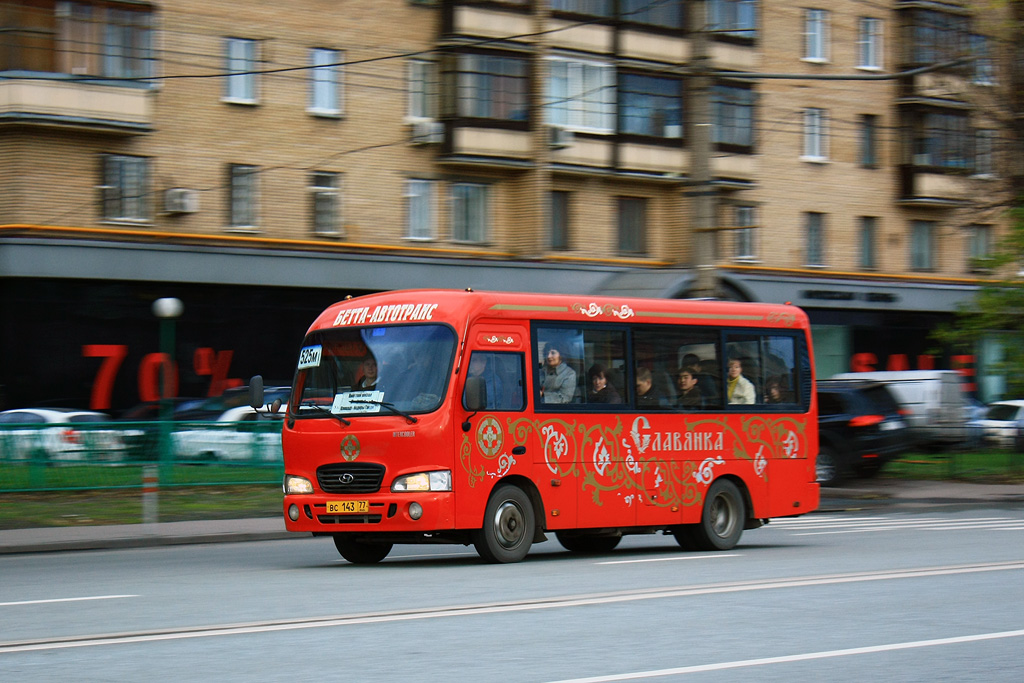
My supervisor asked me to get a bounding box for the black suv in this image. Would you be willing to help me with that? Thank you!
[816,379,912,486]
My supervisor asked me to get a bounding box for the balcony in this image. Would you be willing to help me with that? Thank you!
[898,164,969,207]
[0,76,153,134]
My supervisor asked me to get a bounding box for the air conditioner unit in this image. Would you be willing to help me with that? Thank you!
[411,119,444,145]
[548,124,574,150]
[164,188,200,214]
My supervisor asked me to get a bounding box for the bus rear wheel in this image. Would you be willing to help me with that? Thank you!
[555,531,621,553]
[333,535,393,564]
[690,479,745,551]
[473,484,535,564]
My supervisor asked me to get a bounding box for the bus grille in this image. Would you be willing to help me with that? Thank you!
[316,514,383,524]
[317,462,385,493]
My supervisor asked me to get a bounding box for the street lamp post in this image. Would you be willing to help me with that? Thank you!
[151,297,183,499]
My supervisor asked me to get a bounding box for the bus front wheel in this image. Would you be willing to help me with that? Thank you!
[333,535,393,564]
[690,478,745,551]
[473,484,535,564]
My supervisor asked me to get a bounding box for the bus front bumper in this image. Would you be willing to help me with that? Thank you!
[282,492,454,534]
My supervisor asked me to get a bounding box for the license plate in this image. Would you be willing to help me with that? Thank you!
[326,500,369,514]
[880,421,904,431]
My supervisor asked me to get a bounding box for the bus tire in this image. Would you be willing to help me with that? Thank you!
[556,531,621,553]
[333,535,393,564]
[690,478,745,551]
[473,484,535,564]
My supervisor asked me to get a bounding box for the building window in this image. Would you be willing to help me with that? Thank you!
[1,2,153,78]
[309,48,342,115]
[803,9,829,62]
[708,0,757,39]
[734,206,756,260]
[551,0,612,15]
[620,74,682,138]
[408,59,437,119]
[225,38,258,103]
[803,108,828,161]
[228,164,258,229]
[456,54,528,122]
[860,114,878,167]
[550,190,570,250]
[712,84,754,147]
[451,182,489,243]
[547,57,614,133]
[975,129,995,177]
[805,212,824,266]
[310,172,340,235]
[100,154,148,222]
[857,17,882,69]
[967,224,993,272]
[620,0,683,29]
[911,9,970,65]
[972,34,995,85]
[859,216,877,270]
[914,111,969,169]
[911,220,935,271]
[618,197,647,255]
[406,179,435,240]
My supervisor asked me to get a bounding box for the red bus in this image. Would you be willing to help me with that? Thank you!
[265,289,819,563]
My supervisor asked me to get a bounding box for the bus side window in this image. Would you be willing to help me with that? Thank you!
[465,351,525,412]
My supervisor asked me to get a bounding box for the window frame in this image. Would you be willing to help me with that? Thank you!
[859,216,877,270]
[310,171,341,236]
[805,212,825,267]
[405,179,436,241]
[617,196,648,256]
[309,47,342,116]
[224,37,258,104]
[451,181,489,244]
[910,220,935,272]
[407,58,437,120]
[455,52,529,123]
[619,72,683,140]
[99,153,149,223]
[550,190,571,251]
[546,56,615,133]
[856,17,883,70]
[228,163,259,230]
[712,83,755,150]
[803,9,830,63]
[733,205,757,261]
[802,108,829,161]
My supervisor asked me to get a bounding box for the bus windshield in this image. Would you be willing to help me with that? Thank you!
[291,324,456,417]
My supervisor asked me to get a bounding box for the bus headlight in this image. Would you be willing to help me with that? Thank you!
[284,475,314,495]
[391,470,452,492]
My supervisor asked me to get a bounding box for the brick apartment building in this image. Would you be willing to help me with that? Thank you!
[0,0,1012,410]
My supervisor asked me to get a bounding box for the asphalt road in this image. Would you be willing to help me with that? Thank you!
[2,506,1024,682]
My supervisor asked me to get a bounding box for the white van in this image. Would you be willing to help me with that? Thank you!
[829,370,970,449]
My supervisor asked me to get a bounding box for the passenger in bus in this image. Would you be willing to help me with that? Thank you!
[635,367,663,409]
[467,353,504,410]
[540,343,577,404]
[676,369,703,408]
[587,364,621,404]
[355,356,378,390]
[727,357,756,404]
[681,353,718,404]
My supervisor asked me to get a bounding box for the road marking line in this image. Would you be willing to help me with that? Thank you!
[0,595,138,607]
[544,628,1024,682]
[2,562,1023,654]
[597,554,742,565]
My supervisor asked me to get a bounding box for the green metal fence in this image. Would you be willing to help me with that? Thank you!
[0,421,284,493]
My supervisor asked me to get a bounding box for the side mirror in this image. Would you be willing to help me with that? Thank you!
[248,375,265,409]
[464,376,487,412]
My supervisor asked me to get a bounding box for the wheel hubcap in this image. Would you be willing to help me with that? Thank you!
[493,501,525,549]
[710,494,737,538]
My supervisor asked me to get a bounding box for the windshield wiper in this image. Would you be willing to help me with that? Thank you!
[348,399,419,424]
[300,402,350,426]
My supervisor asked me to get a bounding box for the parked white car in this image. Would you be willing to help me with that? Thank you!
[970,400,1024,449]
[172,406,284,462]
[0,408,125,462]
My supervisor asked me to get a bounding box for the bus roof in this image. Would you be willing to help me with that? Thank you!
[308,289,810,334]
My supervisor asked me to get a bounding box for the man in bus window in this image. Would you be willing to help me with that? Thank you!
[540,342,576,404]
[635,367,663,409]
[682,353,718,404]
[727,357,756,405]
[467,353,504,410]
[676,369,703,408]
